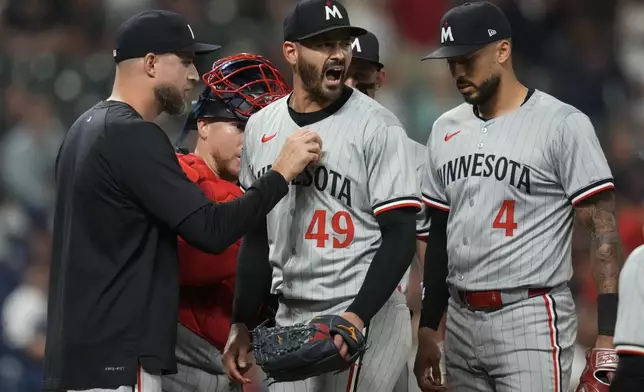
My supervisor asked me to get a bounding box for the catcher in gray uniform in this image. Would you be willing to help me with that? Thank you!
[414,2,623,392]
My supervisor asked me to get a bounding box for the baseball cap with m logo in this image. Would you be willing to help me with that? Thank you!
[283,0,367,42]
[422,1,512,60]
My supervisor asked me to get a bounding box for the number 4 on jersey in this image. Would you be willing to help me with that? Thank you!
[493,200,518,237]
[305,209,355,248]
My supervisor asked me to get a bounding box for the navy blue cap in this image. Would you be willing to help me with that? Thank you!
[113,10,221,63]
[283,0,367,42]
[422,1,512,60]
[351,32,383,69]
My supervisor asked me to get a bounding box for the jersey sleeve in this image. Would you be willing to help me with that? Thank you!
[411,140,431,238]
[109,122,211,228]
[421,129,450,211]
[365,124,422,216]
[239,116,258,192]
[553,111,614,205]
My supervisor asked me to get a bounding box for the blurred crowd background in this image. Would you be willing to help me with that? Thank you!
[0,0,642,390]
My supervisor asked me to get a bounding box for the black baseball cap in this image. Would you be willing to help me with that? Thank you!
[283,0,367,42]
[422,1,512,60]
[351,32,384,69]
[113,10,221,63]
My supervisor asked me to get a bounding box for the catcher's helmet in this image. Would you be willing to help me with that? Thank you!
[175,53,290,147]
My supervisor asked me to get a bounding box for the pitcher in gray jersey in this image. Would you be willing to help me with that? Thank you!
[612,240,644,391]
[223,1,421,391]
[414,3,624,392]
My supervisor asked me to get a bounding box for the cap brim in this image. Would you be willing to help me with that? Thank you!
[421,44,485,60]
[296,26,368,42]
[190,42,222,55]
[352,55,384,69]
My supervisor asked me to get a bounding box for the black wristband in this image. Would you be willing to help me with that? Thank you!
[597,293,618,336]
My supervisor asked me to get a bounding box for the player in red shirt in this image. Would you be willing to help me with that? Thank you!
[163,53,290,392]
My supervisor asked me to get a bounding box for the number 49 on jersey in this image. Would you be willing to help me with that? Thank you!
[305,209,355,248]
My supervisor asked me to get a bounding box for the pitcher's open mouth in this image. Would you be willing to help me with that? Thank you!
[324,67,344,85]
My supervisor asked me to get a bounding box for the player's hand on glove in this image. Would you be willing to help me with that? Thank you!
[272,129,323,182]
[252,313,368,382]
[334,312,365,359]
[414,327,447,391]
[222,323,253,384]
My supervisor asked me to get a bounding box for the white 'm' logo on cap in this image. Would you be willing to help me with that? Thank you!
[352,38,362,52]
[325,3,343,20]
[187,24,195,39]
[441,25,454,43]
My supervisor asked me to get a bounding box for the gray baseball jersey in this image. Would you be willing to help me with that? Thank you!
[421,89,614,291]
[398,139,431,295]
[411,138,431,240]
[239,89,421,303]
[614,245,644,355]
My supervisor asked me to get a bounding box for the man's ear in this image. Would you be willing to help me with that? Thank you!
[376,69,386,89]
[283,42,298,66]
[197,119,210,139]
[143,53,157,78]
[497,40,511,65]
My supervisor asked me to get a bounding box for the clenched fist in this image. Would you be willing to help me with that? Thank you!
[271,129,322,182]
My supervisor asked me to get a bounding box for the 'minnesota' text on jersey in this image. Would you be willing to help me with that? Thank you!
[421,90,614,290]
[240,89,421,303]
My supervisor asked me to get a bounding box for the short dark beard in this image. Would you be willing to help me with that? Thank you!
[154,84,188,116]
[296,54,345,104]
[297,59,328,103]
[462,75,501,106]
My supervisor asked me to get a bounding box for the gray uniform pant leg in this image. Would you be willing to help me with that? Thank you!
[445,285,577,392]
